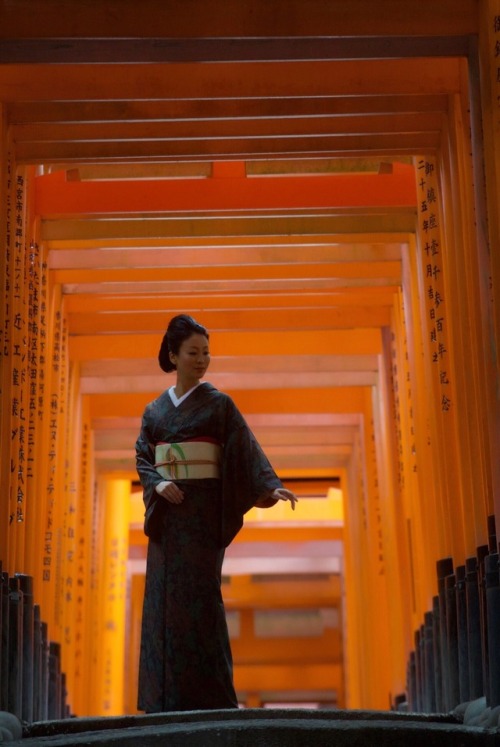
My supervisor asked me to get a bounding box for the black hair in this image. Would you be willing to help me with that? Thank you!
[158,314,209,373]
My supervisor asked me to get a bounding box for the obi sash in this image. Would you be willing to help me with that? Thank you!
[154,439,221,480]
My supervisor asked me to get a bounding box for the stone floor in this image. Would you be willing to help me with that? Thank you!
[2,706,499,746]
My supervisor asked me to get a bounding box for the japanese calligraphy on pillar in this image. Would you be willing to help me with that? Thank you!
[390,331,404,488]
[390,297,417,493]
[43,309,63,582]
[27,241,41,483]
[416,157,452,413]
[73,419,90,684]
[10,171,28,526]
[38,259,48,421]
[59,316,68,414]
[1,153,12,361]
[62,363,79,650]
[368,415,384,575]
[0,153,13,555]
[355,430,368,531]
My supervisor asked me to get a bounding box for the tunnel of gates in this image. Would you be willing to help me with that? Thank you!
[0,0,500,723]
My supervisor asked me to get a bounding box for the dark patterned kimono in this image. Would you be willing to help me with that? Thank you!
[135,382,282,712]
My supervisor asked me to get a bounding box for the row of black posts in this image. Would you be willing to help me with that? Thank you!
[407,515,500,712]
[0,562,69,722]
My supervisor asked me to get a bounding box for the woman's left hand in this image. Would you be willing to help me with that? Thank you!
[271,488,298,511]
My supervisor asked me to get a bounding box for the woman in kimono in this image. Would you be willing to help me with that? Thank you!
[135,314,297,713]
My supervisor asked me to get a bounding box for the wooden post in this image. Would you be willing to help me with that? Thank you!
[438,92,492,552]
[455,565,470,703]
[413,154,466,566]
[341,444,368,708]
[341,390,393,709]
[24,231,46,583]
[39,621,49,721]
[474,0,500,526]
[95,477,130,716]
[125,573,145,715]
[71,395,94,716]
[17,573,34,722]
[423,610,436,712]
[466,555,485,699]
[36,283,63,639]
[57,358,82,714]
[30,248,51,618]
[437,557,454,710]
[485,552,500,706]
[7,576,23,719]
[0,571,9,711]
[445,573,460,708]
[402,237,444,609]
[0,119,13,573]
[373,319,413,692]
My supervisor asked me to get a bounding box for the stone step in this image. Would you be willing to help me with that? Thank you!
[14,708,500,747]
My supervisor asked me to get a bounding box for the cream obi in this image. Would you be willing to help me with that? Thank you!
[154,440,221,480]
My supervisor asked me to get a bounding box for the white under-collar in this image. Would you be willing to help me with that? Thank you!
[168,382,201,407]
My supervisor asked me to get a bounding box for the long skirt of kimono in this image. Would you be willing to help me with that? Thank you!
[137,479,239,712]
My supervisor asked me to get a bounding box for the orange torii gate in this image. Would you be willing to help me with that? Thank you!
[0,0,499,720]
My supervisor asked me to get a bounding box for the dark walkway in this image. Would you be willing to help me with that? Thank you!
[12,708,500,746]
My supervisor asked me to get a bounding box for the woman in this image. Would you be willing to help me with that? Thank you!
[135,314,297,712]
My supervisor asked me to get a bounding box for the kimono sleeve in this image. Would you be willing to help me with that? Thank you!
[135,409,165,539]
[220,396,282,546]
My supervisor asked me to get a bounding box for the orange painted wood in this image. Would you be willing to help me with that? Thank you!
[223,578,342,610]
[88,386,368,418]
[231,631,342,663]
[478,0,500,520]
[9,95,450,125]
[125,574,144,715]
[234,663,342,693]
[439,99,492,552]
[47,244,402,269]
[51,262,401,286]
[20,112,443,147]
[374,300,415,684]
[0,0,478,39]
[129,524,343,547]
[46,233,411,250]
[0,60,461,102]
[35,167,417,214]
[94,478,130,715]
[67,307,393,334]
[18,132,441,163]
[402,233,447,597]
[63,286,399,313]
[413,154,466,565]
[69,328,383,361]
[41,215,416,243]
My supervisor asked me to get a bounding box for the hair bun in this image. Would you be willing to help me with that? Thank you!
[158,314,209,373]
[158,331,174,372]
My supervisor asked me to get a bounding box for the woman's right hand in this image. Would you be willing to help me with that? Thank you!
[155,480,185,504]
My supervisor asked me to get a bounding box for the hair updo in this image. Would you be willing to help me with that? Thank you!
[158,314,209,373]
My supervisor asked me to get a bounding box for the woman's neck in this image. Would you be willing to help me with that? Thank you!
[174,379,200,398]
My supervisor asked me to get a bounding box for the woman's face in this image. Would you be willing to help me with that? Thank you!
[169,333,210,384]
